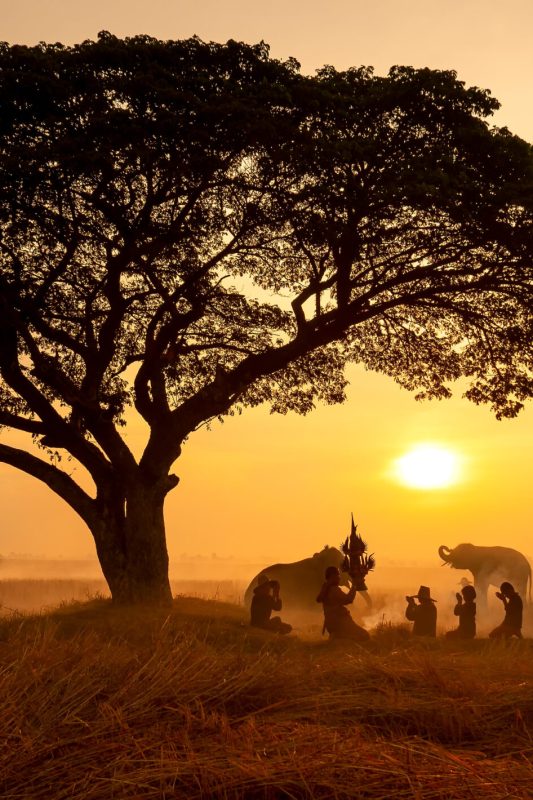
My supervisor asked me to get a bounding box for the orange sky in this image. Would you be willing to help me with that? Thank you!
[1,1,532,569]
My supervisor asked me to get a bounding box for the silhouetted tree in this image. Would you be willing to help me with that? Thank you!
[0,33,532,603]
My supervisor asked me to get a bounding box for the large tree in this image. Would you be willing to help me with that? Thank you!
[0,33,532,604]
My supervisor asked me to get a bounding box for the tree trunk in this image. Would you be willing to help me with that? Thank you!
[92,484,173,606]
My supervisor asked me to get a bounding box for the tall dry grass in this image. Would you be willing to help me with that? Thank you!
[0,597,532,798]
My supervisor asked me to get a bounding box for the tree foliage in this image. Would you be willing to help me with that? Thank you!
[0,33,532,601]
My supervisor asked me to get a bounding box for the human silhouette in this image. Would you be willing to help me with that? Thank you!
[446,584,476,639]
[250,574,292,634]
[489,581,523,639]
[316,565,370,641]
[405,585,437,636]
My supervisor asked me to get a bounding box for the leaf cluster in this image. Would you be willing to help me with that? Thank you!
[0,33,532,491]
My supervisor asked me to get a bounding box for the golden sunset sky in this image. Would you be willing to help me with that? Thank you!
[1,1,532,569]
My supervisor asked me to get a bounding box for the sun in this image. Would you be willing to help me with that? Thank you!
[392,444,461,490]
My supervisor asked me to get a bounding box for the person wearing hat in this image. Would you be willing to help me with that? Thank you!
[405,585,437,637]
[446,584,476,639]
[250,573,292,635]
[489,582,523,639]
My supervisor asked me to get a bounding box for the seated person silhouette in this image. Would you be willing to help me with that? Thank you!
[250,574,292,634]
[405,585,437,636]
[489,581,523,639]
[446,584,476,639]
[316,565,370,642]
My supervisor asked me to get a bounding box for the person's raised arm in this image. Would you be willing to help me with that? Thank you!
[454,592,462,617]
[405,596,417,621]
[271,580,282,611]
[342,580,357,605]
[316,582,328,603]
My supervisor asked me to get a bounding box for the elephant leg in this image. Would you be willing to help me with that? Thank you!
[473,575,489,614]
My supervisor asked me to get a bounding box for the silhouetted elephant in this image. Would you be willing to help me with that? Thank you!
[244,546,372,611]
[439,543,531,606]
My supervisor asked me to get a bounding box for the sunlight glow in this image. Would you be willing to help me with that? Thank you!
[393,444,461,490]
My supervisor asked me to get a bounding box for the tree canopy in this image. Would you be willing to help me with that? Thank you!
[0,33,532,602]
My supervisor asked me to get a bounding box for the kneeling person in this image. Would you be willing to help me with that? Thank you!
[250,574,292,634]
[316,566,370,642]
[446,584,476,639]
[489,582,523,639]
[405,585,437,637]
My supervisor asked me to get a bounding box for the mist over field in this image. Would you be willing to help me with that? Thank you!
[1,556,529,636]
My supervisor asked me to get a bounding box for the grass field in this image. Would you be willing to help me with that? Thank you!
[0,593,532,799]
[0,577,246,613]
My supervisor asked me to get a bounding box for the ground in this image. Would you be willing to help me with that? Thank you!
[0,594,532,798]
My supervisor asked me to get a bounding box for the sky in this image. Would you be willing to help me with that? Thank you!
[1,1,532,574]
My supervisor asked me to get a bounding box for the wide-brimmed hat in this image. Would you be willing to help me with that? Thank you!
[415,585,436,602]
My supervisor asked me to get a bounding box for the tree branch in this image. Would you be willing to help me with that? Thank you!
[0,411,46,435]
[0,443,96,527]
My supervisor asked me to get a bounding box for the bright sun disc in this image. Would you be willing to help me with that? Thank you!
[393,444,460,490]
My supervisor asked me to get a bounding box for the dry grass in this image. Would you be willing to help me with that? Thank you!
[0,596,532,798]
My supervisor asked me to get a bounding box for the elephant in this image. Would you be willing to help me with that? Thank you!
[438,543,531,607]
[243,546,372,612]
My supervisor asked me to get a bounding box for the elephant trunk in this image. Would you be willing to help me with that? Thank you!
[439,545,452,563]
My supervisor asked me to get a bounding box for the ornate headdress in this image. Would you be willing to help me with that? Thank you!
[340,513,375,590]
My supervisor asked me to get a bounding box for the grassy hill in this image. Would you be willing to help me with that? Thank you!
[0,596,532,798]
